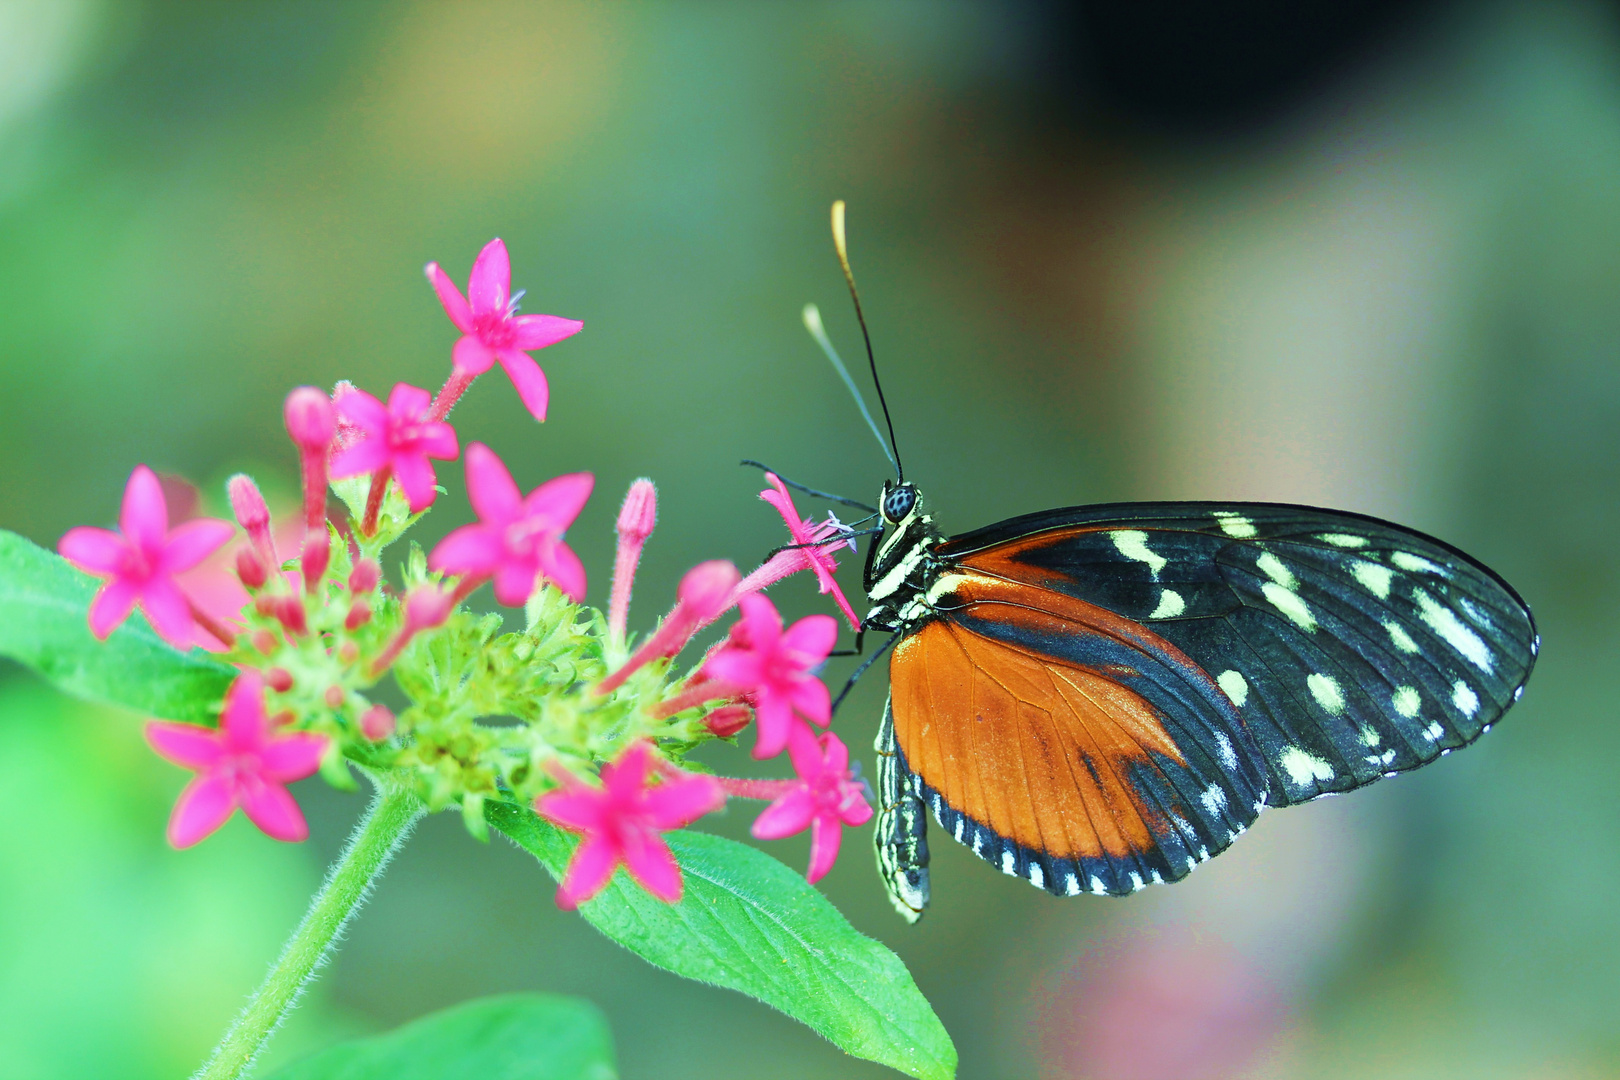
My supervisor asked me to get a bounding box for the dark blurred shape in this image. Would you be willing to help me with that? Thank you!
[1038,933,1286,1080]
[1028,0,1442,133]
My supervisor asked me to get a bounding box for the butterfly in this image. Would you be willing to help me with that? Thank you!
[802,202,1538,922]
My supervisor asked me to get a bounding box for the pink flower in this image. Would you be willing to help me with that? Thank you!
[59,465,235,649]
[146,672,328,847]
[596,559,741,695]
[702,593,837,759]
[331,383,460,512]
[425,238,583,421]
[537,742,724,909]
[752,727,873,883]
[736,473,861,631]
[428,443,592,606]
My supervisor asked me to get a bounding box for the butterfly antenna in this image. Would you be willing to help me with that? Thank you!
[831,200,904,481]
[801,303,899,475]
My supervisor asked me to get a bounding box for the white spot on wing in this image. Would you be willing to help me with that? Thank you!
[1064,873,1081,896]
[1425,721,1445,741]
[1149,589,1185,618]
[1280,746,1335,786]
[1200,784,1229,816]
[1217,670,1249,708]
[1359,726,1381,747]
[1393,685,1421,718]
[1129,872,1145,892]
[1001,849,1016,876]
[1414,588,1494,673]
[1214,511,1257,538]
[1262,583,1316,630]
[1350,560,1394,599]
[1392,551,1444,575]
[1214,731,1239,770]
[954,817,965,842]
[1318,533,1368,548]
[1256,552,1295,588]
[1452,680,1479,717]
[1112,530,1166,579]
[1090,875,1107,896]
[1307,673,1345,714]
[1385,621,1420,654]
[1028,862,1045,889]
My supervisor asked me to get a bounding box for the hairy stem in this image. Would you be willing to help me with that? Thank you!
[193,779,424,1080]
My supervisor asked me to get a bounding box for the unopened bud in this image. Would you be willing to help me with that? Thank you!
[235,546,268,589]
[250,629,280,655]
[360,704,396,740]
[704,704,752,738]
[338,640,359,664]
[324,685,345,709]
[404,585,453,631]
[284,387,337,450]
[616,478,658,544]
[228,473,270,531]
[265,667,294,693]
[348,559,380,594]
[678,560,741,623]
[302,531,330,594]
[345,599,371,631]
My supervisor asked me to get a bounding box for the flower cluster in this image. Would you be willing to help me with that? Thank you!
[59,238,873,907]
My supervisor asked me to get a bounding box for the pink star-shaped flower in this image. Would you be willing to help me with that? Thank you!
[58,465,235,649]
[425,238,583,421]
[537,741,725,909]
[752,727,873,883]
[145,672,328,848]
[331,383,460,512]
[428,443,593,605]
[736,473,861,631]
[702,592,838,760]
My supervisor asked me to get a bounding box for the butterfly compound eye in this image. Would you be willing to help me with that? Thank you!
[883,484,917,523]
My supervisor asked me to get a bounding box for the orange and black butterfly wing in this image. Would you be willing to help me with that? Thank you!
[888,501,1536,898]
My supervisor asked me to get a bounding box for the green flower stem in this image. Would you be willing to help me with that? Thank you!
[195,778,425,1080]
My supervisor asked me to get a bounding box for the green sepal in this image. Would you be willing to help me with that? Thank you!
[319,739,360,791]
[461,793,489,842]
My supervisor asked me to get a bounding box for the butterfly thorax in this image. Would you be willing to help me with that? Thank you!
[863,483,948,634]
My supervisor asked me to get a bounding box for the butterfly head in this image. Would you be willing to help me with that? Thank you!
[880,481,919,525]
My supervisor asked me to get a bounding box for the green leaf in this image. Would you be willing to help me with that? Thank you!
[0,529,233,722]
[487,802,957,1080]
[264,993,616,1080]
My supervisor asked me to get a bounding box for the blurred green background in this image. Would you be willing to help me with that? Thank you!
[2,1,1618,1077]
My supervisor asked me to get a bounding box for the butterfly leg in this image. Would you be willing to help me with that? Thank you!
[874,694,930,922]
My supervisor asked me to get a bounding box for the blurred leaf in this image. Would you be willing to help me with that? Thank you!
[0,530,233,722]
[263,993,615,1080]
[487,801,957,1080]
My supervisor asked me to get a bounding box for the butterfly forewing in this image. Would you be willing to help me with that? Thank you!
[885,501,1536,900]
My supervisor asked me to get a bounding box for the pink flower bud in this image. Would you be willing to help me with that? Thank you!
[338,640,359,664]
[235,546,268,589]
[704,704,752,738]
[228,473,270,531]
[284,387,337,450]
[345,599,372,631]
[360,704,396,741]
[324,685,345,709]
[678,560,741,623]
[250,629,279,655]
[348,559,380,594]
[266,667,294,692]
[405,585,453,631]
[302,531,330,594]
[616,478,658,544]
[256,595,308,636]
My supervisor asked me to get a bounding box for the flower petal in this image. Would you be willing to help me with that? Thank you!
[452,334,497,376]
[736,592,784,647]
[167,773,237,848]
[537,786,609,832]
[120,465,169,555]
[467,237,510,316]
[759,475,807,536]
[87,578,139,638]
[161,518,235,573]
[238,778,309,842]
[555,834,620,910]
[220,672,270,749]
[602,741,653,796]
[751,697,797,760]
[619,828,682,904]
[492,559,539,606]
[138,578,196,649]
[788,675,831,726]
[329,438,391,480]
[785,723,827,779]
[259,733,329,783]
[525,471,595,531]
[510,313,583,351]
[840,790,874,828]
[750,786,815,840]
[782,613,838,663]
[413,422,459,461]
[334,387,390,433]
[495,347,549,421]
[146,721,224,770]
[428,524,506,577]
[642,774,724,830]
[463,443,523,524]
[386,382,433,419]
[391,453,439,513]
[425,262,474,333]
[537,541,586,603]
[806,813,843,883]
[59,527,128,575]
